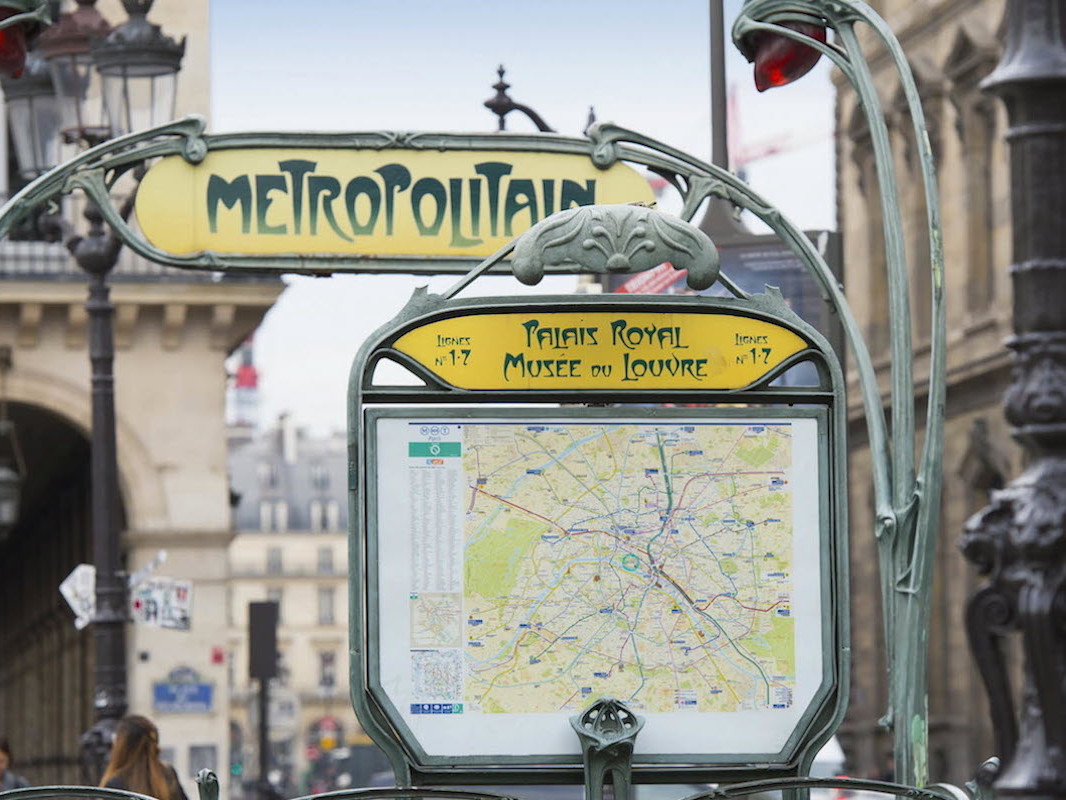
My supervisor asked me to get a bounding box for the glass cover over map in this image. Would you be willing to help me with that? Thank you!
[372,413,825,758]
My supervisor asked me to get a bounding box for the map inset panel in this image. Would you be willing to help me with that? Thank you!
[459,422,793,714]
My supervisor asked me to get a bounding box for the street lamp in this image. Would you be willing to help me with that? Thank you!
[4,0,184,779]
[37,0,110,145]
[0,0,50,77]
[483,65,555,132]
[92,0,184,138]
[1,50,59,180]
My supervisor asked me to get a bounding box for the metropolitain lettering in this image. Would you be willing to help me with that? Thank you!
[206,160,597,248]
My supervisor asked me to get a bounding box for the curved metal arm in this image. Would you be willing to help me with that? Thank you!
[582,120,892,514]
[732,0,947,787]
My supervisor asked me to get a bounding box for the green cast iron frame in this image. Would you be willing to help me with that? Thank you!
[732,0,947,788]
[346,280,848,788]
[0,768,999,800]
[0,0,958,796]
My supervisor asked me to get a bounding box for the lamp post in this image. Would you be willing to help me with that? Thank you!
[483,65,555,132]
[961,3,1066,800]
[5,0,184,778]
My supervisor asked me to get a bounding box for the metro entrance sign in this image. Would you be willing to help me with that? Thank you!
[390,309,808,390]
[136,147,654,259]
[347,202,850,786]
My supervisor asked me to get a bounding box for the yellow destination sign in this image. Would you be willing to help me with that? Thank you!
[392,311,808,391]
[135,148,655,258]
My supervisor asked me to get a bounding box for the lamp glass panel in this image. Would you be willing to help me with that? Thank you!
[47,51,109,142]
[102,68,176,138]
[7,93,60,178]
[0,494,15,526]
[0,463,19,527]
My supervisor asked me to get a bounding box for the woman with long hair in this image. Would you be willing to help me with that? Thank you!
[99,716,188,800]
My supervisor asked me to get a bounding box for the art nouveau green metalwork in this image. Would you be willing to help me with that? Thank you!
[345,201,851,795]
[733,0,947,788]
[571,698,645,800]
[0,0,50,33]
[0,1,948,796]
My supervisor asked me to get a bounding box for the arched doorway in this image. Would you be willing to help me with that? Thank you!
[0,401,122,784]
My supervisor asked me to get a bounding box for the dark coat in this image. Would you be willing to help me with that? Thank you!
[0,772,29,791]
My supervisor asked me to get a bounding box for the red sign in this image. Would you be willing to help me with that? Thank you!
[614,262,686,294]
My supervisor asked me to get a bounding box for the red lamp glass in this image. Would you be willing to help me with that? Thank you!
[0,8,29,78]
[750,21,827,92]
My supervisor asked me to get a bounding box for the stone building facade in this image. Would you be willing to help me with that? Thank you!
[0,1,283,795]
[834,0,1015,785]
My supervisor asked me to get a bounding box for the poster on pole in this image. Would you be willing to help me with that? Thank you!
[131,577,192,630]
[368,408,829,760]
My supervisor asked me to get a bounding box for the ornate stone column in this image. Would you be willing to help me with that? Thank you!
[961,4,1066,800]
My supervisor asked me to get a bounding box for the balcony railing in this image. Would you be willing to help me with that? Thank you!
[0,237,280,283]
[230,565,345,579]
[0,193,279,284]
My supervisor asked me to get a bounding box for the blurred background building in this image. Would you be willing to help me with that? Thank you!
[227,399,388,797]
[835,0,1013,784]
[0,0,282,793]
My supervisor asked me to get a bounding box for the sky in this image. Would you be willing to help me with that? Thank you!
[210,0,836,435]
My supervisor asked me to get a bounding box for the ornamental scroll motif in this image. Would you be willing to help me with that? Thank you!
[511,203,720,288]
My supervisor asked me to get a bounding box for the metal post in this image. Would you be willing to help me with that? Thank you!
[74,203,127,781]
[483,66,555,133]
[700,0,745,237]
[962,3,1066,800]
[258,676,270,800]
[709,0,728,171]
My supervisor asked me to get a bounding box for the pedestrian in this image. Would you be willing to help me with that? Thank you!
[0,739,29,791]
[99,716,188,800]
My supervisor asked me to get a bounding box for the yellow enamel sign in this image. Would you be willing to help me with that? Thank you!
[135,148,655,258]
[392,311,808,390]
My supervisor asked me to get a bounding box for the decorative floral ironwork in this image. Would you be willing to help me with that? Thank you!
[570,697,644,800]
[511,203,719,289]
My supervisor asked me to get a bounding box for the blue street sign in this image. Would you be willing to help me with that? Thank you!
[153,681,213,713]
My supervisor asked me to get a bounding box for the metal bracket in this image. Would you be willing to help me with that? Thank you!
[571,697,644,800]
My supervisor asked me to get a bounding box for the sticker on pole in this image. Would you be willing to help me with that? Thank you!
[59,563,96,630]
[131,577,192,630]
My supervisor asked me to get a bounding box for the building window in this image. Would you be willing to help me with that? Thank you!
[259,501,272,531]
[257,462,278,489]
[317,546,333,575]
[317,587,335,625]
[267,547,282,575]
[310,463,329,491]
[325,500,340,531]
[188,745,217,779]
[259,500,289,532]
[318,650,336,693]
[309,499,324,532]
[267,587,283,623]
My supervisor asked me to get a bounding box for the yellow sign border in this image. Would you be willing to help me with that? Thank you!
[391,309,809,391]
[136,148,655,259]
